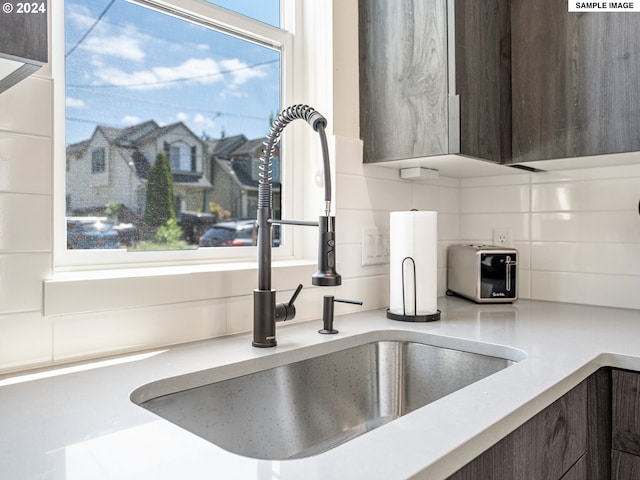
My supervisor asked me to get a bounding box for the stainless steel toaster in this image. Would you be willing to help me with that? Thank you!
[447,244,518,303]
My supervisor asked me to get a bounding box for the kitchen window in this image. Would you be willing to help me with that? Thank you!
[58,0,295,268]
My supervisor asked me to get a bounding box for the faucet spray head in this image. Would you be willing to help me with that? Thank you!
[312,215,342,287]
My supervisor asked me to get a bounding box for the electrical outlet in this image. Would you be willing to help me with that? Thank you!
[492,227,513,247]
[362,227,389,265]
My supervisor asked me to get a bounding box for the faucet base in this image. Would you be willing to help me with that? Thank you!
[253,289,277,348]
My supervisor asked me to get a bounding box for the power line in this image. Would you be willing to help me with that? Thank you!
[67,58,279,89]
[65,88,271,122]
[65,0,116,58]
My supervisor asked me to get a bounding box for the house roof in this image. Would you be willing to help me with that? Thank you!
[208,134,280,191]
[132,122,196,146]
[231,137,266,157]
[206,134,247,157]
[66,139,90,156]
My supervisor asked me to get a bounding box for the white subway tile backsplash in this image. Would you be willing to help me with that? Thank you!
[412,182,460,213]
[0,253,51,314]
[461,173,530,188]
[532,178,640,212]
[0,194,51,252]
[460,213,530,243]
[336,174,412,211]
[532,211,640,243]
[53,299,228,363]
[0,77,52,136]
[531,271,640,310]
[461,184,530,213]
[438,213,461,241]
[0,312,52,373]
[0,133,52,194]
[531,163,640,184]
[532,242,640,276]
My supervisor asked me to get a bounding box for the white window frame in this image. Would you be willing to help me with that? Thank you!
[52,0,298,271]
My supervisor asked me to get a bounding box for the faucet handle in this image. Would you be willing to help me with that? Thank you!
[275,284,303,323]
[319,296,363,335]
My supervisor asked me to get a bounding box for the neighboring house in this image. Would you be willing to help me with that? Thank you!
[207,136,281,219]
[66,120,211,219]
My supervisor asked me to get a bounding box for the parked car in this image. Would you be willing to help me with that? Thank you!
[66,217,121,249]
[198,219,257,247]
[198,219,281,247]
[177,211,218,245]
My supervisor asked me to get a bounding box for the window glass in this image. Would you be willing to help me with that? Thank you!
[205,1,280,27]
[64,0,282,251]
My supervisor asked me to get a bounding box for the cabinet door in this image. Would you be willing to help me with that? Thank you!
[612,449,640,480]
[511,0,640,162]
[0,0,47,63]
[454,0,511,164]
[447,379,588,480]
[612,369,640,456]
[359,0,448,163]
[560,453,587,480]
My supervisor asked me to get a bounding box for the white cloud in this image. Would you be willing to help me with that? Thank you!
[83,32,145,62]
[66,5,145,62]
[91,56,269,91]
[220,58,268,88]
[174,112,216,133]
[193,113,216,131]
[121,115,141,125]
[66,97,86,109]
[94,57,224,90]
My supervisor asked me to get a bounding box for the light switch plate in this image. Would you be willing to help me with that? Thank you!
[362,227,389,265]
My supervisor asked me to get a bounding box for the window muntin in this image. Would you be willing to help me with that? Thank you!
[62,0,288,260]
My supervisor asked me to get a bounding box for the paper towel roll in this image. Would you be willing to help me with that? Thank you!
[389,211,438,316]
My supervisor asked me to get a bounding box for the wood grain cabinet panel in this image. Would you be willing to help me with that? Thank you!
[359,0,510,164]
[359,0,449,163]
[511,0,640,162]
[447,380,588,480]
[360,0,640,166]
[613,369,640,457]
[454,0,511,164]
[612,449,640,480]
[0,0,48,93]
[447,369,611,480]
[560,454,588,480]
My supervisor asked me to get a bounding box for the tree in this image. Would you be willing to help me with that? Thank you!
[144,152,175,228]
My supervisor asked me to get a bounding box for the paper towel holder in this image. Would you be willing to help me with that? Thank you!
[386,256,441,322]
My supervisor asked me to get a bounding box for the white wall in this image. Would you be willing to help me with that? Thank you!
[0,1,638,376]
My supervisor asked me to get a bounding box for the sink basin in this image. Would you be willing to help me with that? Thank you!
[133,338,518,460]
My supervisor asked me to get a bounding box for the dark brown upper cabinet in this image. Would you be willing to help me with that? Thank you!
[511,0,640,163]
[0,0,48,94]
[359,0,510,165]
[360,0,640,167]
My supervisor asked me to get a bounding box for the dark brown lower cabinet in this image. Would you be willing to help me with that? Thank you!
[447,369,611,480]
[612,369,640,480]
[562,454,588,480]
[612,450,640,479]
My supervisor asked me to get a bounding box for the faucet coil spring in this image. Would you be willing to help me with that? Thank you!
[259,104,327,208]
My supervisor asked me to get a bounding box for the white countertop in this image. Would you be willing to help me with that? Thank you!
[1,297,640,480]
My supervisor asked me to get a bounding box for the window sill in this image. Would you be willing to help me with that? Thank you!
[44,259,316,317]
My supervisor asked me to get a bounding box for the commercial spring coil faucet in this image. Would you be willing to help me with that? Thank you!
[253,105,341,347]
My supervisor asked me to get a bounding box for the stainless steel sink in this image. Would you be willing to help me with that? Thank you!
[133,339,517,460]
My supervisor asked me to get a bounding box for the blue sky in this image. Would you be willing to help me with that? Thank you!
[65,0,281,145]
